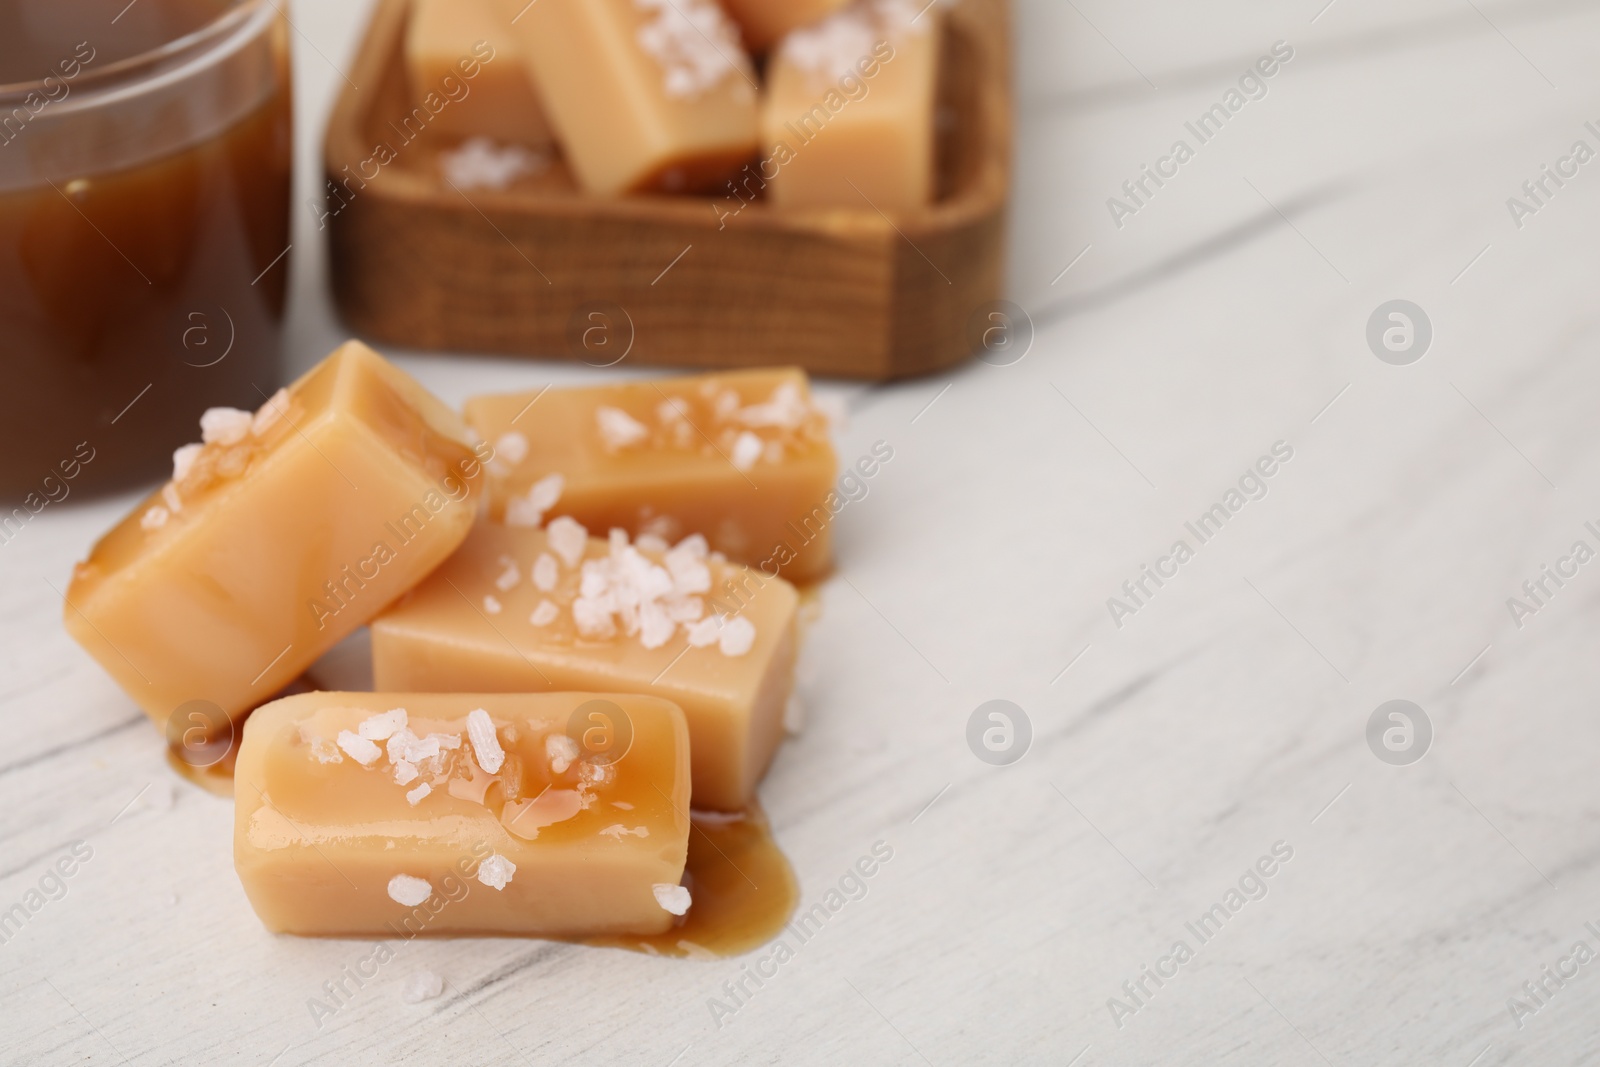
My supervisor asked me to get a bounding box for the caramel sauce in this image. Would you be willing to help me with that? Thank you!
[584,805,798,959]
[0,0,291,498]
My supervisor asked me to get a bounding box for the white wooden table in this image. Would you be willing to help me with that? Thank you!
[6,0,1600,1063]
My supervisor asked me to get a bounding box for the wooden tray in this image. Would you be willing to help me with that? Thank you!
[323,0,1011,381]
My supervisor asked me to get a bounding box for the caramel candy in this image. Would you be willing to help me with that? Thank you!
[63,342,485,733]
[496,0,759,194]
[465,368,838,583]
[406,0,553,146]
[761,0,940,211]
[720,0,852,53]
[371,523,798,811]
[234,691,691,937]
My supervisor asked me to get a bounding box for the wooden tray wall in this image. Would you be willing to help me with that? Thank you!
[324,0,1011,380]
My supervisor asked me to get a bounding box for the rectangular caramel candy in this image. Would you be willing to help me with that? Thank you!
[234,691,691,937]
[497,0,758,194]
[406,0,554,146]
[465,368,838,583]
[64,342,485,733]
[720,0,852,53]
[371,522,798,811]
[761,0,940,211]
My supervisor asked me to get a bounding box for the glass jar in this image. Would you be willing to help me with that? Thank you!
[0,0,292,501]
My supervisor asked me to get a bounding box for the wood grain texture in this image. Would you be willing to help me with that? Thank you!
[323,0,1011,380]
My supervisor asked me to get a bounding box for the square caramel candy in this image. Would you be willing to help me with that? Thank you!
[234,692,691,937]
[371,522,798,811]
[495,0,759,194]
[720,0,852,53]
[406,0,554,146]
[466,368,838,584]
[761,0,941,211]
[64,341,486,734]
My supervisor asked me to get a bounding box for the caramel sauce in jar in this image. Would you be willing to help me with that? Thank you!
[0,0,291,500]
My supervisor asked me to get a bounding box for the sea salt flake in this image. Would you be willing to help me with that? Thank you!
[528,473,564,512]
[632,0,746,99]
[731,431,763,471]
[466,708,505,774]
[548,516,589,567]
[161,483,183,514]
[719,616,756,656]
[686,615,722,647]
[359,707,408,741]
[527,600,557,628]
[200,407,252,446]
[171,443,203,484]
[494,556,522,591]
[636,533,669,553]
[494,431,529,465]
[336,730,381,765]
[546,733,580,774]
[401,970,443,1004]
[596,406,649,450]
[483,594,503,615]
[653,883,692,916]
[440,136,548,190]
[405,782,431,806]
[477,853,516,890]
[140,506,170,531]
[393,759,419,786]
[252,389,290,435]
[638,601,676,649]
[572,596,617,638]
[387,873,432,907]
[532,553,559,591]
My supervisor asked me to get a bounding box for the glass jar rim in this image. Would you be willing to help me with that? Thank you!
[0,0,270,101]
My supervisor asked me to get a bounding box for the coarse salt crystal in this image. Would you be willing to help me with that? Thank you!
[336,730,381,765]
[393,760,419,786]
[199,407,253,446]
[546,733,580,774]
[633,0,747,99]
[466,708,505,774]
[401,970,443,1004]
[530,599,560,627]
[359,707,408,741]
[494,556,522,591]
[140,506,169,531]
[730,431,763,471]
[252,389,290,436]
[162,483,183,514]
[494,431,529,465]
[477,853,516,890]
[483,594,503,615]
[596,406,649,450]
[638,601,676,649]
[719,616,756,656]
[686,615,721,647]
[636,533,669,553]
[527,473,564,512]
[547,516,588,567]
[171,443,203,484]
[571,596,617,639]
[440,136,548,190]
[532,553,559,591]
[405,782,431,805]
[387,873,432,906]
[652,883,692,916]
[665,547,711,594]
